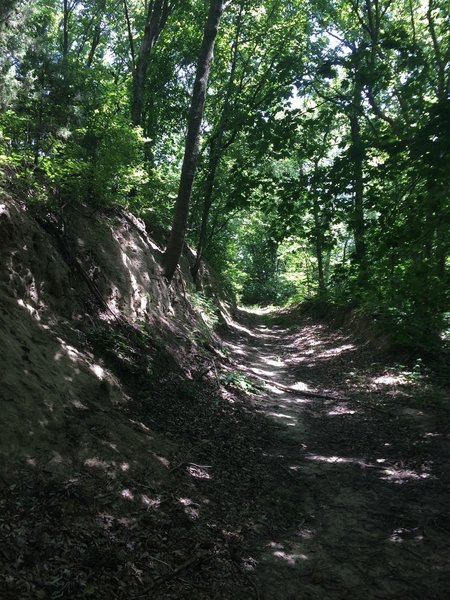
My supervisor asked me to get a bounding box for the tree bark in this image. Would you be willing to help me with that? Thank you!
[131,0,171,126]
[87,1,106,69]
[349,74,367,289]
[63,0,69,76]
[190,3,243,281]
[123,0,136,69]
[163,0,225,282]
[311,159,326,295]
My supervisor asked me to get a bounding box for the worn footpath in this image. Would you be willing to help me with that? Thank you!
[222,308,450,600]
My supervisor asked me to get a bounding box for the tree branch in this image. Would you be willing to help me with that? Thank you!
[123,0,136,70]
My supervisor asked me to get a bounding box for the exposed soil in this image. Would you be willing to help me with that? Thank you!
[2,304,449,599]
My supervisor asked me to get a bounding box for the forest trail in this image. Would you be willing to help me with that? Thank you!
[223,309,450,599]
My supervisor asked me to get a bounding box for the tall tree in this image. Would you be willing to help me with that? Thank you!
[163,0,225,282]
[190,1,244,281]
[130,0,173,126]
[191,0,306,279]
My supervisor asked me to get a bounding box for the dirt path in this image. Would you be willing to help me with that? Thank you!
[2,304,449,600]
[223,308,450,600]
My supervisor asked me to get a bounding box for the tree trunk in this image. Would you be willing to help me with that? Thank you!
[191,2,243,281]
[63,0,69,76]
[87,0,106,69]
[311,159,326,295]
[131,0,171,126]
[349,76,367,289]
[123,0,135,68]
[191,153,218,281]
[163,0,225,282]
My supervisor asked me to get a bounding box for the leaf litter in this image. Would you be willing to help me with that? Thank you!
[1,309,450,599]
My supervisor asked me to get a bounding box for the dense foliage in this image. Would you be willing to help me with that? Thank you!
[0,0,449,349]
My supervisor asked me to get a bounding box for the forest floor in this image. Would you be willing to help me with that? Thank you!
[223,308,450,599]
[1,307,450,599]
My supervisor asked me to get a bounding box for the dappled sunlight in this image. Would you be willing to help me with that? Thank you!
[282,396,312,405]
[381,465,433,484]
[389,528,424,544]
[85,457,114,469]
[286,465,302,472]
[267,542,308,565]
[296,525,315,540]
[267,411,296,421]
[55,338,86,363]
[224,318,260,338]
[305,453,379,470]
[128,419,153,434]
[154,455,171,468]
[316,343,355,358]
[90,363,106,379]
[121,488,135,500]
[179,497,201,519]
[238,306,277,316]
[97,512,137,531]
[273,550,308,564]
[372,373,408,386]
[225,312,290,341]
[327,403,356,416]
[17,297,41,320]
[186,464,212,479]
[290,381,312,392]
[241,556,257,571]
[141,495,162,508]
[223,340,248,355]
[305,452,436,486]
[262,356,285,367]
[264,383,287,395]
[48,451,65,465]
[249,366,279,378]
[71,398,88,410]
[103,440,119,452]
[2,183,448,600]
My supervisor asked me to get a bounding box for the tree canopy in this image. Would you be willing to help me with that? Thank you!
[1,0,449,350]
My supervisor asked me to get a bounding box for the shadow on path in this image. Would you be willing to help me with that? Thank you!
[223,307,450,600]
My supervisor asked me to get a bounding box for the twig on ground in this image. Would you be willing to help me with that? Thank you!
[170,461,212,473]
[129,552,210,598]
